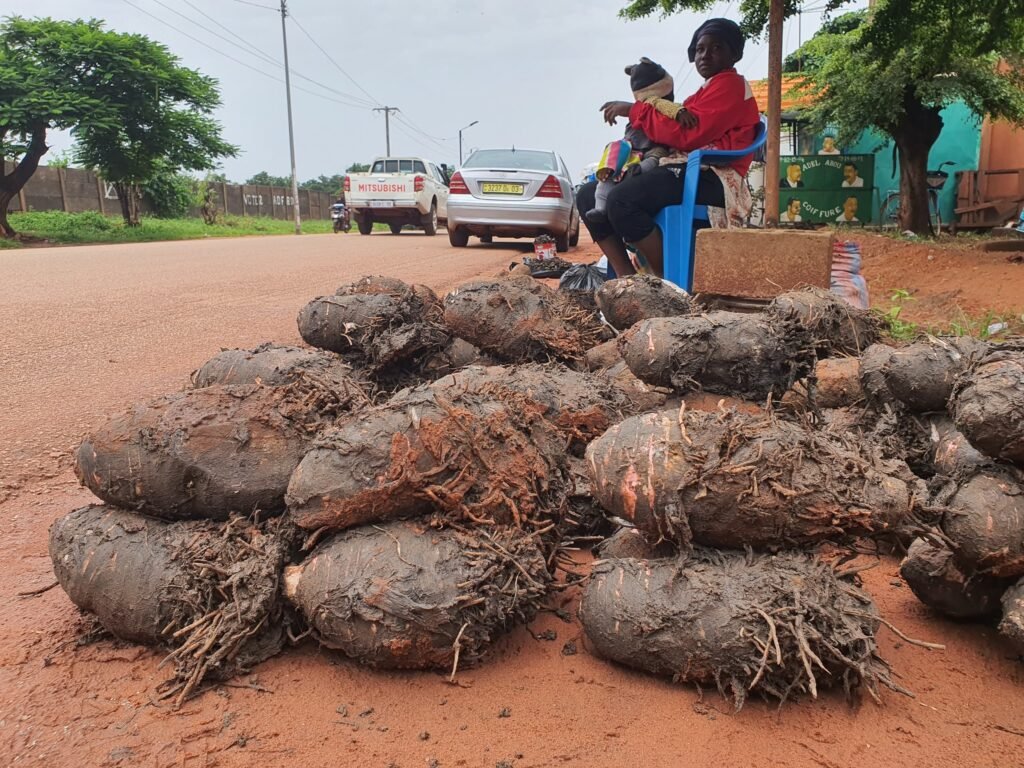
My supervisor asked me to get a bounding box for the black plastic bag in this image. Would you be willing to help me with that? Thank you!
[559,263,607,293]
[523,256,572,279]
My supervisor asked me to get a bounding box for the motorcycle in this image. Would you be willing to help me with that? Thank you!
[331,202,351,233]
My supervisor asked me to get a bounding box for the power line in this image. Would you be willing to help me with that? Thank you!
[373,106,399,155]
[396,113,449,143]
[288,7,454,156]
[119,0,371,110]
[142,0,374,108]
[182,0,278,65]
[288,13,381,106]
[230,0,276,10]
[393,114,448,152]
[152,0,278,67]
[391,121,451,159]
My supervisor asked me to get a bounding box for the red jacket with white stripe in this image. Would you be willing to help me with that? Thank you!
[627,69,760,175]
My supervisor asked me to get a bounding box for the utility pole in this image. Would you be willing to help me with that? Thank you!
[458,120,478,166]
[279,0,301,234]
[764,0,784,227]
[373,107,399,155]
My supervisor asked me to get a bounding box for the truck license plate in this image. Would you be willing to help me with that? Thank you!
[369,200,395,208]
[481,182,524,195]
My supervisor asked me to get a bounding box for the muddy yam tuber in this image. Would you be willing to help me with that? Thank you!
[284,521,548,670]
[580,551,901,708]
[586,407,921,549]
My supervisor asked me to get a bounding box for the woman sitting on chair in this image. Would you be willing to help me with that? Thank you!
[578,18,760,278]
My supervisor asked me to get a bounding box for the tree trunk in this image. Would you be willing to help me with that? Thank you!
[891,90,943,236]
[114,182,141,227]
[0,123,49,238]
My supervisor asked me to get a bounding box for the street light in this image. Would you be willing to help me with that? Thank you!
[459,120,479,166]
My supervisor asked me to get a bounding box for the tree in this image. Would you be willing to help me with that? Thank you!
[301,174,345,195]
[245,171,291,187]
[619,0,848,37]
[0,18,235,233]
[783,12,863,73]
[70,25,236,226]
[346,162,370,174]
[794,2,1024,233]
[0,18,114,236]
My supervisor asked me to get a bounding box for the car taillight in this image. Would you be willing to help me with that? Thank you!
[343,176,350,192]
[414,175,424,192]
[449,172,470,195]
[536,175,563,198]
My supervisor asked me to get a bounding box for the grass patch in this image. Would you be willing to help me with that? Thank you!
[2,211,333,247]
[881,287,1024,341]
[880,289,919,341]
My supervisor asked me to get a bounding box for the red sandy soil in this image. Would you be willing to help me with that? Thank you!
[856,233,1024,330]
[571,231,1024,330]
[2,232,1023,768]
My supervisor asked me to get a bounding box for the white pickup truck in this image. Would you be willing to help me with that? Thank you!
[344,157,450,236]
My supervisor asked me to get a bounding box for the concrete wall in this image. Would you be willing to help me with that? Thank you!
[3,162,332,220]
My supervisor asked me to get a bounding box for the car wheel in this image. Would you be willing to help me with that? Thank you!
[449,227,469,248]
[389,223,403,235]
[480,234,493,244]
[423,202,438,236]
[569,210,580,247]
[358,216,373,235]
[555,230,570,253]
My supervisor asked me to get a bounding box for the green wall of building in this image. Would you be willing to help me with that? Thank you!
[845,102,983,223]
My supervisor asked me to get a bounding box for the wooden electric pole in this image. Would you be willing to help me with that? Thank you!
[279,0,301,234]
[764,0,785,227]
[374,107,399,155]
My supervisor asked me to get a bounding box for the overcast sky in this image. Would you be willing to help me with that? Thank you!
[8,0,857,182]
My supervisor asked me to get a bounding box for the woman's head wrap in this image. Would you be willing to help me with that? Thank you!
[687,18,745,63]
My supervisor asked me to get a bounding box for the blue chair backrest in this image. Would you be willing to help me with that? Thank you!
[657,115,769,290]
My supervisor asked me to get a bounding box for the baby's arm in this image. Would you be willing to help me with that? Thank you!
[644,97,698,128]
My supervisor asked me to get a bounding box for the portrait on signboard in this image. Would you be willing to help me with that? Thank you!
[780,163,804,188]
[819,136,841,155]
[836,196,860,223]
[781,197,802,223]
[842,161,865,188]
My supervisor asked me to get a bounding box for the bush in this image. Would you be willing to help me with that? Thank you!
[143,173,195,219]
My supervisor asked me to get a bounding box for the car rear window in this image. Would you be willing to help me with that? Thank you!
[463,150,558,172]
[368,159,432,174]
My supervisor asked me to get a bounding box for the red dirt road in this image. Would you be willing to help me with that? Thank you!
[2,233,1023,767]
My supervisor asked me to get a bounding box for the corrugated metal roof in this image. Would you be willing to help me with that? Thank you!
[748,75,815,114]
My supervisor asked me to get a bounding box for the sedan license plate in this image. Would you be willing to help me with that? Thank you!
[369,200,395,208]
[481,182,524,195]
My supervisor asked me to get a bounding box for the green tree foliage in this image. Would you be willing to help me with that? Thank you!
[346,162,370,174]
[245,171,291,187]
[69,24,236,226]
[783,11,863,73]
[0,17,236,234]
[301,174,346,195]
[0,18,111,236]
[794,1,1024,233]
[618,0,848,37]
[142,170,195,219]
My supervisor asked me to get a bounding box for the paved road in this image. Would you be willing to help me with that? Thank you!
[0,232,527,489]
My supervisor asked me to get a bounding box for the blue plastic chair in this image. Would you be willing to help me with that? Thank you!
[657,115,769,290]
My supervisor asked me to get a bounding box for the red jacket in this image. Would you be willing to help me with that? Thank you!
[628,69,761,175]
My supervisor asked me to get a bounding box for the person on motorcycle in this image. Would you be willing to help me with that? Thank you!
[331,193,351,233]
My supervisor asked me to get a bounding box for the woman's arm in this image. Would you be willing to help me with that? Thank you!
[629,74,748,150]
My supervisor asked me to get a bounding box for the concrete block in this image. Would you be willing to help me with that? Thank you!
[692,228,834,299]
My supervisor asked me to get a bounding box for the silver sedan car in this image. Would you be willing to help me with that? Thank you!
[446,148,580,251]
